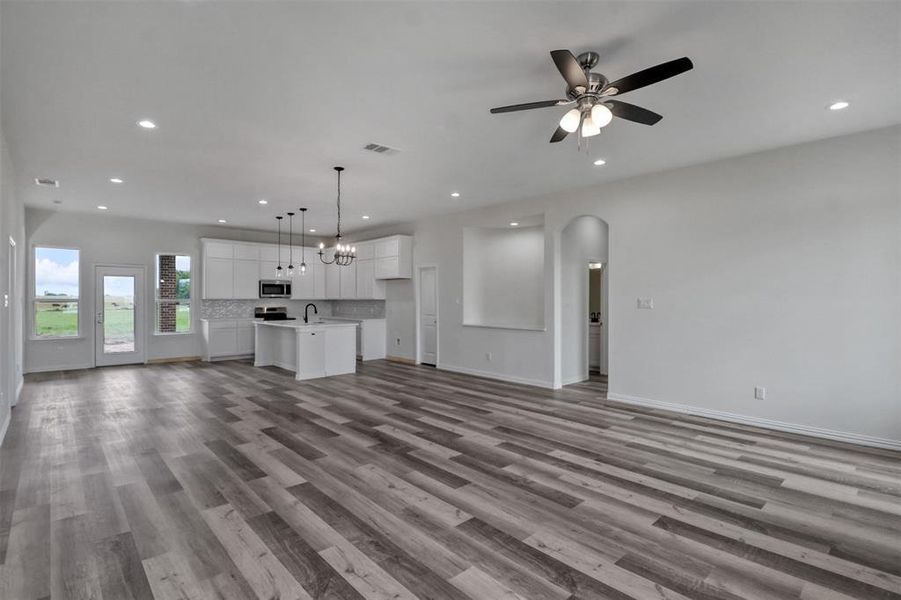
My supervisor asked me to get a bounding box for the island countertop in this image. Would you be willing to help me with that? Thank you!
[253,320,357,329]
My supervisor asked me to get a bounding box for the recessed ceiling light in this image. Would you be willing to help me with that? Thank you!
[137,119,157,129]
[451,192,460,198]
[309,228,316,233]
[97,205,108,210]
[509,222,519,227]
[217,219,227,224]
[829,101,849,111]
[362,215,370,220]
[258,199,268,205]
[109,177,123,183]
[593,159,606,166]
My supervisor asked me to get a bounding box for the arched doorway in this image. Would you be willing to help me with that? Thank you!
[560,215,609,385]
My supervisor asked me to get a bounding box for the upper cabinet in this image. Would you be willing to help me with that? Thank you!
[202,234,411,300]
[373,235,412,279]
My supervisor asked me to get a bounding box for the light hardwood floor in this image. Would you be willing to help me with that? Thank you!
[0,359,899,599]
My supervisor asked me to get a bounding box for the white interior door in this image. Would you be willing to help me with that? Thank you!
[95,266,145,366]
[419,266,437,366]
[6,237,17,406]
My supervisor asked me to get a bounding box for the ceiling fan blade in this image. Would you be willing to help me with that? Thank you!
[605,57,693,96]
[606,100,663,125]
[550,126,569,143]
[550,49,589,92]
[490,99,569,114]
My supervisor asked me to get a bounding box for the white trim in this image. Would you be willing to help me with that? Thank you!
[415,263,439,367]
[0,411,9,446]
[561,374,589,386]
[24,362,92,374]
[439,363,554,389]
[15,377,23,402]
[607,392,901,452]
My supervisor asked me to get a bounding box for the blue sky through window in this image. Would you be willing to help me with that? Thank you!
[35,247,79,297]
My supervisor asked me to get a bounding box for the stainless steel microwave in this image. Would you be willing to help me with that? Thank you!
[259,280,291,298]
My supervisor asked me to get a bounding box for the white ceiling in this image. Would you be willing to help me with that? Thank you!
[2,1,898,236]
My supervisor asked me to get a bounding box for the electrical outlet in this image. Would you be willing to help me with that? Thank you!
[754,386,766,400]
[637,297,654,310]
[485,352,492,362]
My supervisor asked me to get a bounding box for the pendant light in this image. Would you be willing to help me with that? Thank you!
[286,212,295,278]
[299,207,308,275]
[275,215,283,278]
[319,166,356,266]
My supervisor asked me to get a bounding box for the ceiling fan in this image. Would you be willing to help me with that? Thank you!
[490,50,693,143]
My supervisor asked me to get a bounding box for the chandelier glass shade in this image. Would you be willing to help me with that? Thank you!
[299,207,307,276]
[319,166,356,267]
[274,215,284,278]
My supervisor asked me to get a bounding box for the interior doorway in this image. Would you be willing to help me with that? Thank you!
[95,265,145,366]
[560,216,609,386]
[588,262,608,376]
[418,265,438,366]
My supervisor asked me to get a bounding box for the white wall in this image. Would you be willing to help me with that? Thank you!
[1,130,26,442]
[382,126,900,444]
[560,216,608,385]
[463,224,545,330]
[23,208,328,372]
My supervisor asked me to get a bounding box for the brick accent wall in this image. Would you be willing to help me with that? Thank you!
[158,255,176,332]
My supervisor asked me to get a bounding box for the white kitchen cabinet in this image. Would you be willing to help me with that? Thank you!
[237,321,255,354]
[297,329,326,379]
[205,241,234,259]
[234,260,259,299]
[259,260,280,280]
[355,259,385,300]
[324,327,357,375]
[203,257,235,299]
[259,245,280,262]
[324,254,340,298]
[234,244,259,261]
[373,235,412,279]
[339,261,357,299]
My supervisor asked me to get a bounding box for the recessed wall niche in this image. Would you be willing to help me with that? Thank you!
[462,220,545,330]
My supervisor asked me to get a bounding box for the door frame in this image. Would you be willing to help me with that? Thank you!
[94,264,146,367]
[7,236,19,406]
[415,263,439,367]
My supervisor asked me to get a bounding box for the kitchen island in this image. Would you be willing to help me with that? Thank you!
[253,320,358,381]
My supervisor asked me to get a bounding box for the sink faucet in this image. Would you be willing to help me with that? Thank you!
[303,303,318,324]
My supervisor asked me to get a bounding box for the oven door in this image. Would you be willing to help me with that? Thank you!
[259,280,290,298]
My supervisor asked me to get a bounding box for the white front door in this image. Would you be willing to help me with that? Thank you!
[419,266,437,366]
[95,266,145,366]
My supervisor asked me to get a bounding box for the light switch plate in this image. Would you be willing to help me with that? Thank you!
[754,386,766,400]
[637,297,654,309]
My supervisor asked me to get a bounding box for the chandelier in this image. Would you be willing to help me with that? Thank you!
[319,166,355,267]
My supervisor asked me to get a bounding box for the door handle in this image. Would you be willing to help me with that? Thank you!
[96,311,103,324]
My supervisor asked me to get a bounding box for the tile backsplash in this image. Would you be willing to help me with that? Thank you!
[200,299,386,320]
[200,299,335,319]
[333,300,386,319]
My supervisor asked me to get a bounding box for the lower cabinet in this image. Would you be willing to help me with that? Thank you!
[202,319,255,360]
[297,329,326,379]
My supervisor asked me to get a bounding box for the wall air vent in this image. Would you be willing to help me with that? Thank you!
[34,177,59,187]
[363,143,400,156]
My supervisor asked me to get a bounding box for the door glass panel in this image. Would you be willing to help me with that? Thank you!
[103,275,135,353]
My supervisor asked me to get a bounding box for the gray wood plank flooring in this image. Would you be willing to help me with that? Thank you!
[0,359,899,599]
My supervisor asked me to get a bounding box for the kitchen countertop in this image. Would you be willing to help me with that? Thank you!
[253,320,357,329]
[322,316,386,322]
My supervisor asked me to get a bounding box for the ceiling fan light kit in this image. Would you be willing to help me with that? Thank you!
[491,49,693,146]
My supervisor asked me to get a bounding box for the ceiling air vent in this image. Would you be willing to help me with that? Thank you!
[363,142,400,156]
[34,177,59,187]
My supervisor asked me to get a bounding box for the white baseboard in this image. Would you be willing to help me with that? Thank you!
[0,410,9,447]
[561,373,589,386]
[24,362,92,374]
[607,392,901,452]
[439,363,554,389]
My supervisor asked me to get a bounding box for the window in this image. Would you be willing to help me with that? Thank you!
[33,246,80,338]
[156,254,192,333]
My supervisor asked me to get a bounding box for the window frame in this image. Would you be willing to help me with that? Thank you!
[154,252,194,336]
[30,244,82,340]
